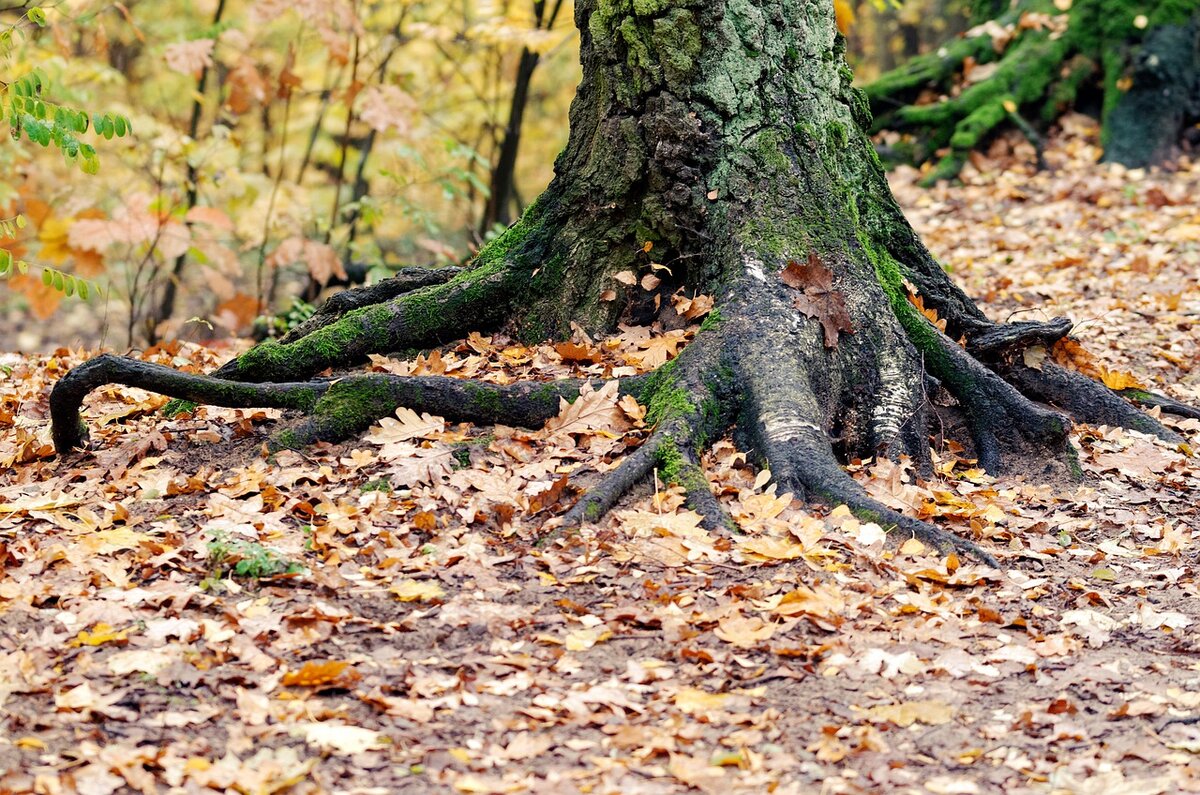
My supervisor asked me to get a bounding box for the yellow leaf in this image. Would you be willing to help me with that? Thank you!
[454,775,494,794]
[674,687,730,714]
[367,407,446,447]
[15,737,47,750]
[740,536,806,561]
[768,584,848,621]
[544,381,627,438]
[860,700,954,727]
[80,527,155,554]
[0,495,81,514]
[565,627,612,651]
[1100,369,1146,390]
[390,579,446,602]
[711,749,747,767]
[69,623,131,647]
[282,661,361,688]
[714,614,776,648]
[834,0,855,35]
[297,722,387,755]
[899,538,927,556]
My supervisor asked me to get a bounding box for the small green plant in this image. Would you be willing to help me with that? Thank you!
[360,478,393,493]
[206,531,304,582]
[2,68,131,174]
[278,296,317,333]
[162,398,199,418]
[1,14,131,300]
[451,446,472,470]
[259,297,318,338]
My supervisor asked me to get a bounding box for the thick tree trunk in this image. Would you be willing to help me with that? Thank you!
[867,0,1200,181]
[49,0,1194,564]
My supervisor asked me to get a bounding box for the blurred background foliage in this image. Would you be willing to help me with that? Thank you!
[0,0,967,350]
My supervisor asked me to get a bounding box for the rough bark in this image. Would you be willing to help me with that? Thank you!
[50,0,1195,566]
[867,0,1200,182]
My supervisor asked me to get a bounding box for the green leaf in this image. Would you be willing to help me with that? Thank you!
[28,8,47,27]
[41,268,52,286]
[78,279,90,300]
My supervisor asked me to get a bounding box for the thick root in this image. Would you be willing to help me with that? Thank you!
[1120,389,1200,422]
[49,353,639,456]
[211,267,512,384]
[50,285,1193,574]
[999,360,1184,444]
[49,354,330,455]
[552,338,739,537]
[672,441,738,533]
[278,267,461,345]
[921,328,1073,475]
[557,427,666,530]
[733,321,1000,566]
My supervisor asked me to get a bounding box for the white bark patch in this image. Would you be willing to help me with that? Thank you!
[761,410,823,444]
[745,256,767,283]
[871,355,916,445]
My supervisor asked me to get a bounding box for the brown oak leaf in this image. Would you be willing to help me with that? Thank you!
[781,253,854,348]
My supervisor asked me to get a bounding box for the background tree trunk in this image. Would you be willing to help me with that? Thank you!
[867,0,1200,182]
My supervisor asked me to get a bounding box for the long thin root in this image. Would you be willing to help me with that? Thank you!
[50,353,641,456]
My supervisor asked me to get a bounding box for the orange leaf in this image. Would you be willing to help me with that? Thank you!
[282,661,361,688]
[1051,338,1104,380]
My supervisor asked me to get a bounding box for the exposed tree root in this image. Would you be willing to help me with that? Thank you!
[557,426,666,530]
[49,354,327,454]
[209,216,543,384]
[50,245,1200,574]
[1120,389,1200,422]
[49,353,642,456]
[968,317,1073,357]
[998,360,1183,445]
[921,327,1074,475]
[277,266,461,345]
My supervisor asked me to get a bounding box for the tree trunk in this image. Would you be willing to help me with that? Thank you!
[50,0,1194,564]
[867,0,1200,182]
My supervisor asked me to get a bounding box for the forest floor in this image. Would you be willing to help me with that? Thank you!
[3,115,1200,794]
